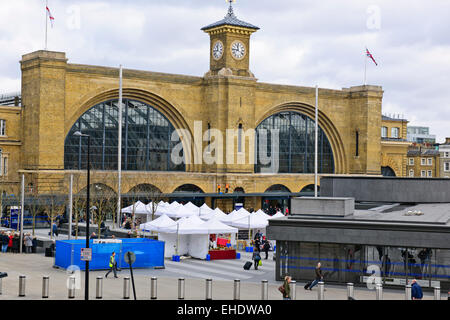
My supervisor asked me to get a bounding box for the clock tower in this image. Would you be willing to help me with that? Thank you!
[202,2,259,77]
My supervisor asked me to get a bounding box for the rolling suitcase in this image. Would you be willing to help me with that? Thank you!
[243,261,253,270]
[304,281,312,289]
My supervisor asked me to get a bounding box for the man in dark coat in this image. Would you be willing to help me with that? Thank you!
[262,237,271,260]
[308,262,323,290]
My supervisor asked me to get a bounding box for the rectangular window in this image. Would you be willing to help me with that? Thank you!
[355,130,359,157]
[409,158,414,165]
[427,170,432,177]
[0,120,5,136]
[238,124,243,153]
[381,127,387,138]
[421,170,426,177]
[427,158,433,166]
[445,152,449,158]
[391,127,399,138]
[3,157,6,176]
[421,158,426,165]
[409,169,414,177]
[445,162,450,172]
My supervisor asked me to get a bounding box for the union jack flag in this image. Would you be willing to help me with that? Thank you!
[366,48,378,66]
[46,6,55,28]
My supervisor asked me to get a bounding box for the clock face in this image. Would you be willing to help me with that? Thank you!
[212,41,224,60]
[231,40,246,60]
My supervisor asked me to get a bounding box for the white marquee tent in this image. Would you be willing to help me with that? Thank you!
[231,213,269,229]
[139,214,177,232]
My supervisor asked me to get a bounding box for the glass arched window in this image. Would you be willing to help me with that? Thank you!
[64,99,185,171]
[255,111,334,173]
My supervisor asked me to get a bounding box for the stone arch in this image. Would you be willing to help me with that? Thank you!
[65,87,198,172]
[299,184,319,193]
[127,183,162,195]
[381,155,401,177]
[265,184,291,193]
[173,184,205,194]
[77,183,116,197]
[255,102,347,174]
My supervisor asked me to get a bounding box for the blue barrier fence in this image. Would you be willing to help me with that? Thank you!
[55,238,165,270]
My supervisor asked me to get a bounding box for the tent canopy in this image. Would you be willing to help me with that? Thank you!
[268,212,285,219]
[231,213,269,229]
[197,218,238,234]
[121,201,150,214]
[139,214,177,232]
[221,207,250,225]
[160,215,205,234]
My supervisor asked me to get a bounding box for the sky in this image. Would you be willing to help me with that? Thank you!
[1,0,449,142]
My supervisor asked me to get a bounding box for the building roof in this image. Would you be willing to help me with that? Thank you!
[201,5,259,31]
[381,115,407,122]
[407,149,439,156]
[0,92,21,106]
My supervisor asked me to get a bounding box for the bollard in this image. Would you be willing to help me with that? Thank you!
[42,276,49,299]
[233,279,240,300]
[434,287,441,300]
[318,281,325,300]
[19,275,26,297]
[290,280,296,300]
[123,277,130,299]
[405,284,411,300]
[205,278,212,300]
[68,276,75,299]
[347,283,354,300]
[0,278,2,295]
[376,283,383,300]
[151,277,157,300]
[96,276,103,299]
[178,278,185,300]
[261,280,268,300]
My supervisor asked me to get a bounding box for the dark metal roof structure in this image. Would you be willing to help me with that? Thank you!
[201,4,259,31]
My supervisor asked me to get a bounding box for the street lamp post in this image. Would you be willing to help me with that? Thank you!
[74,131,91,300]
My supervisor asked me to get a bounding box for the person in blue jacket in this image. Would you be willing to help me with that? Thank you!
[411,279,423,300]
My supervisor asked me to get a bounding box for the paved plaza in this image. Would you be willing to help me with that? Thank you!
[0,249,447,300]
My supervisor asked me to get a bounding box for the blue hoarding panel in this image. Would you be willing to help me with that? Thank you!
[54,238,165,270]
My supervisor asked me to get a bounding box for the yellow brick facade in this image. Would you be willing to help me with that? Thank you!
[0,16,411,209]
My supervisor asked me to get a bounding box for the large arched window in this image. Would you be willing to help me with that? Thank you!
[64,99,185,171]
[255,111,334,173]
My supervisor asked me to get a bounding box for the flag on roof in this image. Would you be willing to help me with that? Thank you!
[366,48,378,66]
[46,6,55,28]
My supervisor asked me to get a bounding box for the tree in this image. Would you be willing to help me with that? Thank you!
[90,173,116,239]
[44,185,66,240]
[26,189,43,236]
[71,173,87,239]
[126,177,166,236]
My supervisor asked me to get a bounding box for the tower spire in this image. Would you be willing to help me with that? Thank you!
[227,0,236,17]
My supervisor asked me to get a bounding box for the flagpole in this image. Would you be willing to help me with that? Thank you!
[45,0,48,50]
[117,65,123,230]
[364,49,367,85]
[314,85,318,198]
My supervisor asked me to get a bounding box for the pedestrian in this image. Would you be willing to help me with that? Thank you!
[1,231,9,253]
[252,248,261,270]
[105,251,118,278]
[7,232,14,252]
[281,275,291,300]
[307,262,323,290]
[51,222,58,237]
[24,233,33,253]
[411,279,423,300]
[285,207,289,216]
[90,232,96,239]
[262,237,271,259]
